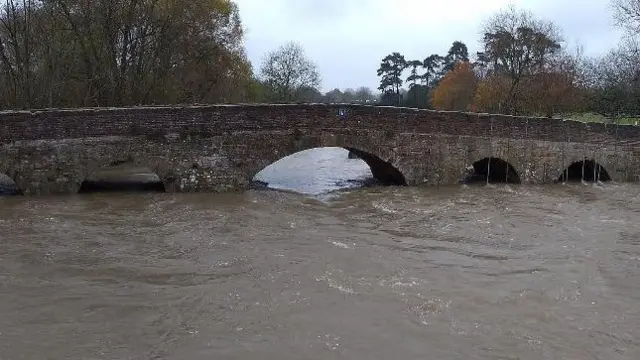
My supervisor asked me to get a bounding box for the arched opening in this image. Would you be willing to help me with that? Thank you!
[558,159,612,183]
[79,161,165,194]
[252,147,406,194]
[0,172,22,196]
[462,157,521,184]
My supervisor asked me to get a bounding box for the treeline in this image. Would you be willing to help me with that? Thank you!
[376,41,470,109]
[251,83,380,104]
[0,0,254,109]
[248,42,379,104]
[0,0,374,109]
[3,0,640,119]
[376,2,640,120]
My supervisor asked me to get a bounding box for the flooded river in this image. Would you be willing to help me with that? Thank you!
[1,148,639,359]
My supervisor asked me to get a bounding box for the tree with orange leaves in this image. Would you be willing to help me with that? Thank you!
[473,74,510,113]
[474,54,586,116]
[431,61,478,111]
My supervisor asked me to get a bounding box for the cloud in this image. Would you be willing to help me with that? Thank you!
[235,0,623,92]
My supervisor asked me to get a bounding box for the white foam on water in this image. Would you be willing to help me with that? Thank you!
[373,202,398,213]
[316,272,355,294]
[329,240,353,249]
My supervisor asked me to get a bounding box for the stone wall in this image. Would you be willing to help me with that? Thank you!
[1,104,639,195]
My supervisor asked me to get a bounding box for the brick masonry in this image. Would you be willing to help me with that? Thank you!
[1,103,639,195]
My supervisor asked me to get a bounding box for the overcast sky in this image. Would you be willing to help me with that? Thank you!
[234,0,623,93]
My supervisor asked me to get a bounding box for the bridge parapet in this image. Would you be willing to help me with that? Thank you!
[2,104,638,144]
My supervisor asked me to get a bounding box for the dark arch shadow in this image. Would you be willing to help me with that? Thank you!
[78,162,165,194]
[462,157,521,184]
[343,147,407,186]
[558,159,612,183]
[78,180,165,194]
[0,172,23,196]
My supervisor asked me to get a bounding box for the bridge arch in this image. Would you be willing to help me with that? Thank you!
[251,146,407,190]
[558,159,612,183]
[0,172,22,196]
[79,158,166,194]
[463,157,521,184]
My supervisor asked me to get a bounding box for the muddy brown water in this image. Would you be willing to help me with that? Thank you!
[1,149,639,359]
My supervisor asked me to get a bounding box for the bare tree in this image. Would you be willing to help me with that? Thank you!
[0,0,255,109]
[583,37,640,116]
[477,5,563,114]
[259,42,321,102]
[0,0,35,108]
[612,0,640,33]
[354,86,375,102]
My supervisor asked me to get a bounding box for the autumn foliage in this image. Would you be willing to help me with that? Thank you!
[473,59,586,116]
[431,62,478,111]
[473,75,510,113]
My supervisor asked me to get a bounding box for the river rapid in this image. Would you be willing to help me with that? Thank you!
[1,148,639,359]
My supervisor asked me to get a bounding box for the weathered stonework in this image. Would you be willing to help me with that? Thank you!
[1,103,639,195]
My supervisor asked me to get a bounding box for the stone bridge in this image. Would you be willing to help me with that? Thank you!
[1,104,639,195]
